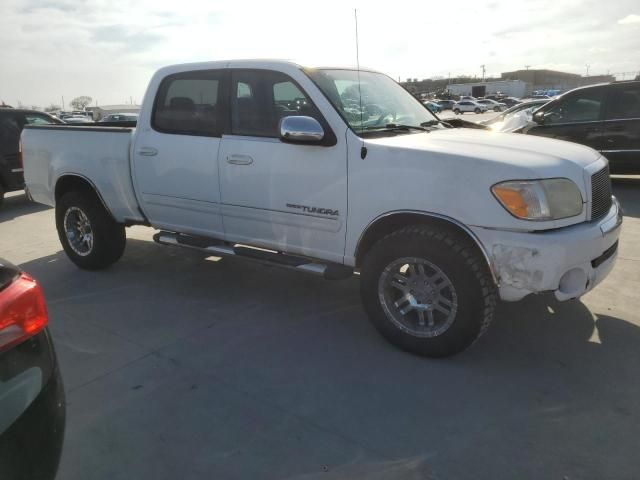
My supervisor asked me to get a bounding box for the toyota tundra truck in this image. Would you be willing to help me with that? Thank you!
[21,60,623,357]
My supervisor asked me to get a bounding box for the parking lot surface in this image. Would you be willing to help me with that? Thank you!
[1,179,639,480]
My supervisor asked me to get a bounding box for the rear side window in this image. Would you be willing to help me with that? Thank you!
[606,85,640,120]
[153,70,223,136]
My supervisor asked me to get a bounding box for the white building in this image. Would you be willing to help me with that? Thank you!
[446,80,527,98]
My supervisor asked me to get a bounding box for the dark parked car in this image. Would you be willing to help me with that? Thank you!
[525,81,640,173]
[501,97,522,108]
[0,109,62,206]
[0,259,65,480]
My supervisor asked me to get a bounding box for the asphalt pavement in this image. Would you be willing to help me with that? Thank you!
[1,177,639,480]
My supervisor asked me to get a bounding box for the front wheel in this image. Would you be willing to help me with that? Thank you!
[360,225,496,357]
[474,108,481,114]
[55,191,126,270]
[454,109,461,115]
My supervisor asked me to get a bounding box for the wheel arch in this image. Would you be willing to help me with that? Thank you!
[354,211,498,285]
[54,174,115,220]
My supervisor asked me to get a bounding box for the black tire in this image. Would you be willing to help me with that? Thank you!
[494,107,501,112]
[55,190,126,270]
[454,109,461,115]
[474,108,481,114]
[360,225,496,357]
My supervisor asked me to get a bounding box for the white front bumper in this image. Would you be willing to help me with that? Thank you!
[471,197,623,302]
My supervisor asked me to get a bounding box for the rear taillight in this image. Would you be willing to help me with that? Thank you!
[0,274,48,352]
[18,140,23,168]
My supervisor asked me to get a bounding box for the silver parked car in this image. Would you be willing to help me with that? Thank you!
[452,100,488,114]
[476,98,507,112]
[481,99,549,132]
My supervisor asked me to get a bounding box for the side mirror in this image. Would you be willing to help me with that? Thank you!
[532,111,545,125]
[279,116,324,144]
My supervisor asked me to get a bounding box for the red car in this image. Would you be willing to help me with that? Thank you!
[0,259,65,480]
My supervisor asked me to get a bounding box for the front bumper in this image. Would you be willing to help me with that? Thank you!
[471,197,623,302]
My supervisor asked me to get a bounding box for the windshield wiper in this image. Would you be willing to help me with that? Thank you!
[420,120,445,127]
[362,123,428,132]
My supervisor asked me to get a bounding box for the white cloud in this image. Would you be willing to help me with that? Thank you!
[1,0,639,107]
[618,14,640,24]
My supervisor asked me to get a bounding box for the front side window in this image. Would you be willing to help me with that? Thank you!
[304,68,439,135]
[230,70,321,137]
[153,70,222,136]
[542,89,604,124]
[606,86,640,120]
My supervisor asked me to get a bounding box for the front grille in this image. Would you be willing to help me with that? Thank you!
[591,165,612,221]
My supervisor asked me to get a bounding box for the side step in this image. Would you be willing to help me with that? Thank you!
[153,231,353,280]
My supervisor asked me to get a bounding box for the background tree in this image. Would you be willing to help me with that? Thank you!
[44,104,61,113]
[70,96,92,110]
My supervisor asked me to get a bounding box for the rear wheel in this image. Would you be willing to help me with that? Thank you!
[454,109,461,115]
[360,225,496,357]
[494,107,501,112]
[55,190,126,270]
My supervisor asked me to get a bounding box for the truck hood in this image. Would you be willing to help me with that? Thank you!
[365,128,602,174]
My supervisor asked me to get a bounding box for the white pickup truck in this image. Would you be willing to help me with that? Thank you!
[22,60,622,357]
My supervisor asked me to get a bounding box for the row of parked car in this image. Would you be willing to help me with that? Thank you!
[2,79,640,210]
[423,95,550,115]
[54,111,139,124]
[421,81,640,173]
[0,108,139,206]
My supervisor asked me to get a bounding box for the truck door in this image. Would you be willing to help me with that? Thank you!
[132,69,227,238]
[217,69,347,264]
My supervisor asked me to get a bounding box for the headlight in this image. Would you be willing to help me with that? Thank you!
[492,179,583,220]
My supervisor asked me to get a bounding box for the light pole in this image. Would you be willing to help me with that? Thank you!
[585,64,590,77]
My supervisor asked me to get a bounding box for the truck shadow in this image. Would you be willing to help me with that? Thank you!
[0,192,51,222]
[612,176,640,219]
[18,238,640,478]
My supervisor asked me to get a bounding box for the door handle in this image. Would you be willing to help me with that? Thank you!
[138,147,158,156]
[227,154,254,165]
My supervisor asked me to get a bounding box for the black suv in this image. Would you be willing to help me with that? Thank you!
[0,109,62,206]
[524,81,640,174]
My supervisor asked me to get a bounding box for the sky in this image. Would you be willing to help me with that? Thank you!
[1,0,639,108]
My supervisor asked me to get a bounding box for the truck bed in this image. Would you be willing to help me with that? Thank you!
[22,125,144,223]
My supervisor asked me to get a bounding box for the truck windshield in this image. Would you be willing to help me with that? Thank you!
[304,68,440,135]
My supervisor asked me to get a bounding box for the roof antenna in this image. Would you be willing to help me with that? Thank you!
[355,8,367,159]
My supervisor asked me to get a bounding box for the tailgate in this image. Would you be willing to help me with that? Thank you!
[21,125,143,223]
